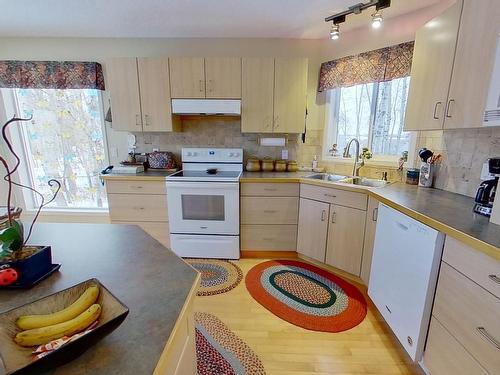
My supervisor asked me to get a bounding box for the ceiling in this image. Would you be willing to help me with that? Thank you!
[0,0,440,39]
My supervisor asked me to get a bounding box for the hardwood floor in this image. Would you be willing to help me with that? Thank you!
[193,258,423,375]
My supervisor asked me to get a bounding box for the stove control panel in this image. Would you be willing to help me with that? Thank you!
[182,148,243,163]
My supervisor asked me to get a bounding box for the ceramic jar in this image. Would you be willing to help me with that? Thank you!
[287,161,298,172]
[274,160,287,172]
[246,158,261,172]
[261,159,274,172]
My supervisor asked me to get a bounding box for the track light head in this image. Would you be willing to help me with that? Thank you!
[330,23,340,40]
[372,11,383,28]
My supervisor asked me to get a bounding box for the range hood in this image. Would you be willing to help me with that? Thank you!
[171,99,241,116]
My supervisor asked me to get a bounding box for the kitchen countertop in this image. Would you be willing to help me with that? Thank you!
[101,169,177,181]
[241,172,500,260]
[0,223,198,375]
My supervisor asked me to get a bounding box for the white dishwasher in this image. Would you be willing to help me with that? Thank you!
[368,203,444,362]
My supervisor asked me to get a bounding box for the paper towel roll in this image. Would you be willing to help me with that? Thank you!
[259,137,286,147]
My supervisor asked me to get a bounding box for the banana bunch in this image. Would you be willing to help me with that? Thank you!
[14,285,102,347]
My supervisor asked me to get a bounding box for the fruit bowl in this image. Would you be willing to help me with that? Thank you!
[0,279,129,375]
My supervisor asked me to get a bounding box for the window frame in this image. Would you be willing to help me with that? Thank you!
[0,88,110,213]
[322,78,416,166]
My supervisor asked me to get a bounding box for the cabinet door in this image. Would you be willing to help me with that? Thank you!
[444,0,500,129]
[360,197,378,285]
[274,58,308,133]
[137,58,178,132]
[325,205,366,276]
[169,57,205,98]
[297,198,329,262]
[404,1,462,131]
[205,57,242,99]
[106,58,142,131]
[241,58,274,133]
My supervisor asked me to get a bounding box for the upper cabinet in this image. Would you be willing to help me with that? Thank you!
[274,58,308,133]
[106,57,180,132]
[405,0,500,131]
[241,57,308,134]
[241,58,275,133]
[205,58,242,98]
[169,57,205,99]
[169,57,241,99]
[106,58,143,132]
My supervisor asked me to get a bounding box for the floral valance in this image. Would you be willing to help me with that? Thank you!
[318,41,414,92]
[0,61,105,90]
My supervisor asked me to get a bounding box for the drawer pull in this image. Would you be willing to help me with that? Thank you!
[262,237,275,241]
[264,188,277,191]
[324,193,336,198]
[476,327,500,349]
[372,207,378,222]
[488,274,500,285]
[135,207,145,210]
[132,186,144,189]
[263,210,277,214]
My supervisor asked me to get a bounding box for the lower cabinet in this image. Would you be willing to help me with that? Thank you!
[297,186,367,276]
[297,198,330,262]
[360,197,379,284]
[325,205,366,276]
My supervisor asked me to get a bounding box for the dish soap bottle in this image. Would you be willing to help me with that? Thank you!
[312,155,318,171]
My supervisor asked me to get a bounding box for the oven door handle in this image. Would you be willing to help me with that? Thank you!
[166,181,239,191]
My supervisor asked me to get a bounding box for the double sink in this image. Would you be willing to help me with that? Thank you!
[305,173,389,188]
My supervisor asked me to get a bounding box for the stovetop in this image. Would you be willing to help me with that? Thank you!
[167,169,242,182]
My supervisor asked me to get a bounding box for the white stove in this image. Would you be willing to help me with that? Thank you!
[166,148,243,259]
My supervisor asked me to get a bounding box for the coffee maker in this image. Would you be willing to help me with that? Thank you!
[474,158,500,217]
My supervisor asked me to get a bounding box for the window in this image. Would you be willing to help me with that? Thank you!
[324,76,411,160]
[4,88,108,210]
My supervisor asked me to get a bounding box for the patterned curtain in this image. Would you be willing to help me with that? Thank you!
[0,61,105,90]
[318,41,414,92]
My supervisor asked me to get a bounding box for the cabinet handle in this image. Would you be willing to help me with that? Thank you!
[476,327,500,349]
[131,186,144,189]
[274,116,279,129]
[488,274,500,285]
[199,80,204,92]
[263,188,277,191]
[321,210,326,221]
[135,114,141,127]
[331,211,337,223]
[445,99,455,118]
[208,79,213,93]
[262,237,275,241]
[433,102,442,120]
[145,114,150,127]
[135,207,145,210]
[324,193,336,198]
[263,210,277,214]
[372,207,378,222]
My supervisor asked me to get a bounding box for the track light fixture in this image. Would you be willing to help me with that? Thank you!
[330,23,340,40]
[325,0,391,38]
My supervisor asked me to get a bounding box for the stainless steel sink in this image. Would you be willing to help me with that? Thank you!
[338,177,389,187]
[305,173,349,182]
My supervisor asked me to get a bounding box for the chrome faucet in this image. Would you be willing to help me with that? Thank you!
[343,138,364,176]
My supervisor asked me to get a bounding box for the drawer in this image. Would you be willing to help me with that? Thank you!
[443,236,500,299]
[424,317,487,375]
[433,262,500,374]
[106,180,167,195]
[241,225,297,251]
[241,197,298,224]
[112,221,170,248]
[241,182,299,197]
[300,183,367,210]
[108,194,168,222]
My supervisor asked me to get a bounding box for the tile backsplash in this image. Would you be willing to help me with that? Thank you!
[415,127,500,197]
[133,118,304,165]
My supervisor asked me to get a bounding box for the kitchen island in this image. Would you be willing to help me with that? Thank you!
[0,223,199,375]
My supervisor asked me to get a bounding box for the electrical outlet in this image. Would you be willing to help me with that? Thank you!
[281,149,289,160]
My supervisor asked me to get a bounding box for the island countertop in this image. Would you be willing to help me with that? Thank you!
[0,223,198,375]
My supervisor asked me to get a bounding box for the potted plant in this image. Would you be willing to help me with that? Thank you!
[0,116,61,288]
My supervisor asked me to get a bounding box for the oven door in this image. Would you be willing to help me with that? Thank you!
[167,181,239,235]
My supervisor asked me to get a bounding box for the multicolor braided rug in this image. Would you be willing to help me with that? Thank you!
[245,260,367,332]
[186,259,243,296]
[195,312,266,375]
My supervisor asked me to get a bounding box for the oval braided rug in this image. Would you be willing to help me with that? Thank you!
[245,260,367,332]
[186,259,243,296]
[195,312,266,375]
